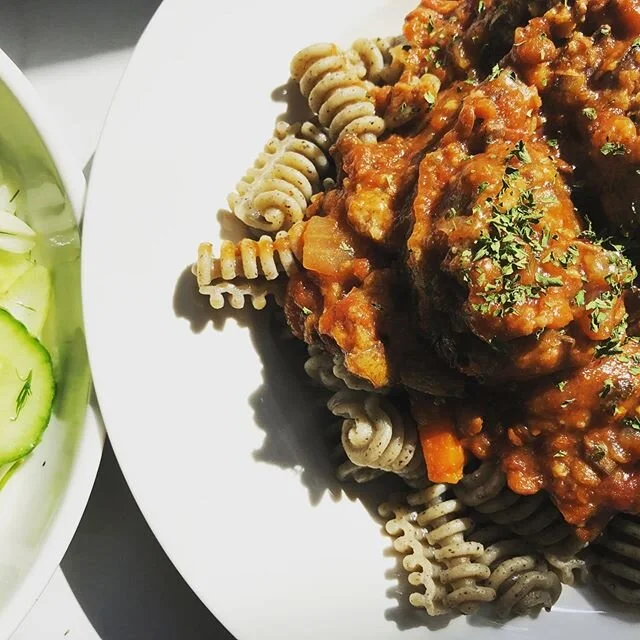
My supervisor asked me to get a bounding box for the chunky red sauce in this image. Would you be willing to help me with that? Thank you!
[284,0,640,537]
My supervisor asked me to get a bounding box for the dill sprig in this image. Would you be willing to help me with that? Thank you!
[12,370,32,421]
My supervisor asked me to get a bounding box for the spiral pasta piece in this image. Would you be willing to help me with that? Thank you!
[454,462,575,549]
[228,120,332,233]
[350,36,406,85]
[194,228,300,288]
[290,43,386,144]
[472,525,562,618]
[198,279,284,310]
[327,390,425,485]
[407,484,496,613]
[378,501,450,616]
[326,421,385,483]
[304,344,345,392]
[593,513,640,606]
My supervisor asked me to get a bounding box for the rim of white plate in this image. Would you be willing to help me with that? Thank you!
[0,46,105,639]
[81,1,244,636]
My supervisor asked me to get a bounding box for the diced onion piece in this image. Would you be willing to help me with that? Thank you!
[302,216,355,276]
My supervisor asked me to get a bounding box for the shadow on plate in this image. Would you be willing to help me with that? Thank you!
[170,78,465,635]
[61,399,234,640]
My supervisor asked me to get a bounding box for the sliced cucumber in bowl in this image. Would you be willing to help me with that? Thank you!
[0,263,51,338]
[0,309,55,465]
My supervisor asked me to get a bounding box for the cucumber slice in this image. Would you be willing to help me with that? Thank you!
[0,252,32,295]
[0,264,51,338]
[0,309,55,464]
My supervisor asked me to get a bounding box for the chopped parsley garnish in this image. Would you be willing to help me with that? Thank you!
[600,141,627,156]
[599,378,614,398]
[582,107,597,120]
[632,36,640,49]
[561,398,575,407]
[507,140,531,164]
[556,380,568,391]
[553,450,567,458]
[488,64,501,81]
[547,138,559,148]
[574,290,586,306]
[477,181,489,194]
[535,273,563,287]
[301,306,312,316]
[623,416,640,431]
[595,316,628,357]
[586,290,616,332]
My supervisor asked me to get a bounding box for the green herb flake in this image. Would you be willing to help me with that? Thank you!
[488,64,501,81]
[623,416,640,431]
[632,36,640,49]
[547,138,559,148]
[599,378,614,398]
[556,380,568,391]
[600,141,628,156]
[12,370,32,421]
[553,450,567,458]
[477,0,485,13]
[536,273,563,287]
[423,91,436,106]
[301,306,312,316]
[582,107,597,120]
[477,181,489,194]
[561,398,576,408]
[507,140,531,164]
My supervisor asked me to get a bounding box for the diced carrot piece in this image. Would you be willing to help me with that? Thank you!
[419,415,465,484]
[302,216,354,276]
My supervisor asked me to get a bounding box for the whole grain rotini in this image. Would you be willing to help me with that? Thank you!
[408,484,496,614]
[194,226,301,287]
[327,390,425,486]
[198,279,284,310]
[378,500,450,616]
[228,120,332,233]
[290,43,386,144]
[350,36,406,86]
[592,513,640,606]
[472,524,562,618]
[454,462,574,549]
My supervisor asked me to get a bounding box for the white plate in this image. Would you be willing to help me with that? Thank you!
[81,1,639,639]
[0,48,103,638]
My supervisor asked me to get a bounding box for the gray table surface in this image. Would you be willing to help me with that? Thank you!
[0,1,234,638]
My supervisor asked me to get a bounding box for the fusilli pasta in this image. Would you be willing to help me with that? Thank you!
[228,120,332,233]
[290,43,386,144]
[327,390,425,485]
[327,421,385,483]
[198,279,284,310]
[454,462,574,549]
[194,227,301,287]
[350,36,406,86]
[378,501,450,616]
[472,524,562,618]
[407,484,496,614]
[593,513,640,605]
